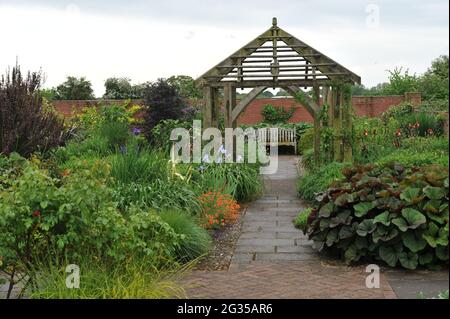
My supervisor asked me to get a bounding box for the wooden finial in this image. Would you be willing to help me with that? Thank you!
[272,17,277,26]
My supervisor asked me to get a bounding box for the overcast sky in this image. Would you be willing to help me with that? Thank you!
[0,0,448,97]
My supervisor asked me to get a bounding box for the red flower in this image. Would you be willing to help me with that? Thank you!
[33,210,41,217]
[363,130,369,137]
[395,129,402,137]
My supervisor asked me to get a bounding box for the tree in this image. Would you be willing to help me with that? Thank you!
[55,76,95,100]
[383,67,420,95]
[142,79,188,139]
[166,75,202,99]
[259,90,274,98]
[276,89,290,97]
[39,88,58,101]
[419,55,449,100]
[103,77,143,99]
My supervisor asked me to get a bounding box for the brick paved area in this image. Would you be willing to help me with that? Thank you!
[183,156,397,299]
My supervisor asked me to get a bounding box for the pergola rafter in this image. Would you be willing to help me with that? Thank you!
[195,18,361,164]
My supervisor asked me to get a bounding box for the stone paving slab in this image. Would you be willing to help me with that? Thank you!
[384,269,449,299]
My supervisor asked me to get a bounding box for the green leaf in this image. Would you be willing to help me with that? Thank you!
[379,245,399,267]
[344,244,359,263]
[329,210,352,228]
[401,231,427,253]
[339,225,354,239]
[40,200,49,209]
[422,222,449,248]
[401,208,426,229]
[355,236,369,250]
[436,246,449,261]
[392,217,408,232]
[319,202,334,218]
[419,252,434,265]
[399,252,419,269]
[326,228,339,247]
[400,187,421,203]
[373,225,399,243]
[334,193,355,206]
[354,202,376,217]
[373,211,391,226]
[423,186,446,200]
[356,219,376,236]
[319,218,330,231]
[423,199,441,214]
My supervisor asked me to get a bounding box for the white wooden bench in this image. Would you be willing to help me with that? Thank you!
[257,127,297,154]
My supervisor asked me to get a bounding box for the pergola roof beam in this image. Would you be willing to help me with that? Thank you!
[232,54,321,59]
[216,63,337,69]
[204,73,345,78]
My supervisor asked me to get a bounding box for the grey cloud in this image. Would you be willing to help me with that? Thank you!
[3,0,448,29]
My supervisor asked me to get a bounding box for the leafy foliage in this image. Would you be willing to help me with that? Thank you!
[0,64,66,157]
[160,210,211,262]
[306,163,449,269]
[103,77,143,99]
[166,75,202,99]
[0,156,185,296]
[142,79,190,140]
[261,104,294,124]
[298,162,351,201]
[55,76,95,100]
[294,208,313,234]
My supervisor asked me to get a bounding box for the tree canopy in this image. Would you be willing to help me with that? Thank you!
[103,77,143,99]
[55,76,95,100]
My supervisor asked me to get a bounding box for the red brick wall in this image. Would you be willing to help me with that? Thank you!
[51,93,420,124]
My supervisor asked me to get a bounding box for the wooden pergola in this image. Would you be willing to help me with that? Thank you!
[196,18,361,164]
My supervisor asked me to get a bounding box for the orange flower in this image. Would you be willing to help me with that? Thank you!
[198,191,240,229]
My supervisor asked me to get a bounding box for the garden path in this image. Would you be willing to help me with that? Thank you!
[182,156,396,299]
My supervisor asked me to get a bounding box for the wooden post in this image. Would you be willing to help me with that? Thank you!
[212,87,220,128]
[342,87,353,162]
[332,88,342,162]
[223,84,236,128]
[313,84,321,166]
[202,86,213,128]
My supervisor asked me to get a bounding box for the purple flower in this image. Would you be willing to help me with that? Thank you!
[198,165,206,172]
[119,145,127,154]
[132,127,142,136]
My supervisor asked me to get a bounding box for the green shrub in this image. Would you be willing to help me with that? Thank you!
[160,210,211,262]
[0,156,182,297]
[381,102,414,123]
[261,104,294,124]
[298,162,351,201]
[294,208,313,234]
[376,138,449,168]
[151,119,192,153]
[298,128,314,154]
[53,135,111,163]
[399,112,444,137]
[301,148,314,171]
[306,163,449,269]
[98,121,130,149]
